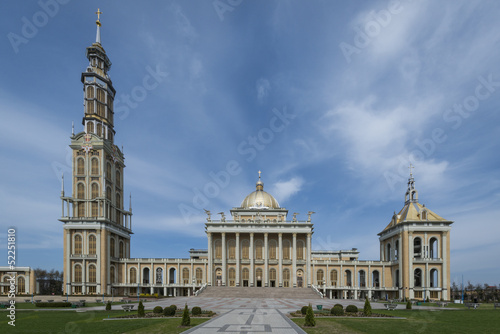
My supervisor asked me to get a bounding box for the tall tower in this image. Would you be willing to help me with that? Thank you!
[378,167,453,301]
[60,10,132,295]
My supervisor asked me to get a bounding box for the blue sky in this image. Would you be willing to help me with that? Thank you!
[1,0,499,286]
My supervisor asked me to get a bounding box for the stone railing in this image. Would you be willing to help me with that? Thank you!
[311,284,324,298]
[195,283,207,296]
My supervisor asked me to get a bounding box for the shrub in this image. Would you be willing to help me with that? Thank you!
[170,304,177,311]
[406,301,412,309]
[105,301,111,311]
[181,304,190,326]
[346,305,358,313]
[304,304,316,327]
[35,302,71,308]
[301,305,308,315]
[363,298,372,316]
[163,306,175,316]
[138,301,145,317]
[334,303,343,309]
[192,306,202,316]
[153,306,163,314]
[426,296,430,303]
[331,305,344,316]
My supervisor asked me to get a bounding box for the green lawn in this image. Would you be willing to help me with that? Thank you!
[0,310,209,333]
[293,309,500,334]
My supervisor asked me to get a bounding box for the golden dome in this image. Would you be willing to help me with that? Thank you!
[240,173,280,209]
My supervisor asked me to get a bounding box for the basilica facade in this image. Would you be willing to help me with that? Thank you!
[55,18,453,301]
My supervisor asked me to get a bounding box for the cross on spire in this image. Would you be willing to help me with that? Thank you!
[95,8,102,24]
[258,170,262,179]
[408,163,414,177]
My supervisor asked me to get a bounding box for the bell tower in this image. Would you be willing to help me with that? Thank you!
[60,10,133,296]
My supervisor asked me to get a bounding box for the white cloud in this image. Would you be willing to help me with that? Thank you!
[256,78,271,103]
[270,177,304,203]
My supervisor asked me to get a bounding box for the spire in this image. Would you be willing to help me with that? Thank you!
[256,170,264,191]
[61,173,64,196]
[95,8,102,44]
[405,163,418,203]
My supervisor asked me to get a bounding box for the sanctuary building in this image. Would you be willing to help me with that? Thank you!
[1,14,453,301]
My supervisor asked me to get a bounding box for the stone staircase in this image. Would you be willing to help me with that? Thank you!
[199,286,321,299]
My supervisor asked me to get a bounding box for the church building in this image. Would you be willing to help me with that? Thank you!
[1,13,453,301]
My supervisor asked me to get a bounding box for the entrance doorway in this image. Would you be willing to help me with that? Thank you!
[256,268,263,287]
[297,269,304,288]
[215,268,222,286]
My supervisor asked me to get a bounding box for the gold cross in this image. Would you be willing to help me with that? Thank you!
[95,8,102,21]
[258,170,262,179]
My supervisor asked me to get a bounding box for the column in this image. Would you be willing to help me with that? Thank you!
[292,233,297,287]
[442,233,448,300]
[222,232,226,286]
[250,233,254,287]
[264,233,268,287]
[278,233,283,287]
[207,233,212,286]
[65,230,71,293]
[236,233,240,286]
[306,233,311,287]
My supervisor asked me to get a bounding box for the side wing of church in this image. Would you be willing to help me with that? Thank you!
[1,14,452,301]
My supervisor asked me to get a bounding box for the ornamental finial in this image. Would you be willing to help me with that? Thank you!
[95,8,102,26]
[258,170,261,179]
[95,8,102,44]
[408,163,414,178]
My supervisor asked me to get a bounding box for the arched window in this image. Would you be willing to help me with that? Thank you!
[421,209,427,220]
[116,170,121,188]
[242,268,249,280]
[414,268,422,287]
[214,239,222,259]
[130,268,137,284]
[143,268,150,284]
[344,270,352,286]
[91,183,99,217]
[330,269,338,286]
[156,268,163,284]
[17,276,25,293]
[74,235,82,254]
[255,240,263,260]
[268,240,277,259]
[430,268,438,288]
[106,162,111,179]
[372,270,380,288]
[3,277,9,294]
[110,266,116,283]
[169,268,176,284]
[429,238,438,259]
[316,269,324,286]
[89,265,96,283]
[119,241,124,258]
[87,85,94,99]
[386,243,391,261]
[395,269,400,287]
[77,158,84,175]
[269,268,277,285]
[89,235,96,254]
[87,122,94,133]
[75,265,82,283]
[296,240,305,260]
[242,240,249,259]
[110,238,115,258]
[228,268,236,286]
[283,240,291,260]
[358,270,366,287]
[77,183,85,217]
[395,240,399,260]
[91,158,99,175]
[228,240,235,259]
[414,238,422,258]
[87,100,94,114]
[182,268,189,284]
[97,123,102,136]
[256,268,263,282]
[283,269,290,287]
[196,268,203,285]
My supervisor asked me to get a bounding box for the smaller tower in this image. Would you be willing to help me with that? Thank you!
[378,167,453,301]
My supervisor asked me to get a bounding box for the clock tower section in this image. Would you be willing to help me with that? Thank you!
[60,11,132,296]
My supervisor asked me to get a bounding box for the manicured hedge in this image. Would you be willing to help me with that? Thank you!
[163,306,176,316]
[345,305,358,313]
[35,302,71,308]
[153,306,163,314]
[192,306,202,315]
[301,305,308,315]
[331,305,344,316]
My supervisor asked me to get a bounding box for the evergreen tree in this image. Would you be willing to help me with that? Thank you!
[105,301,111,311]
[138,301,145,317]
[304,304,316,327]
[363,298,372,316]
[181,304,190,326]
